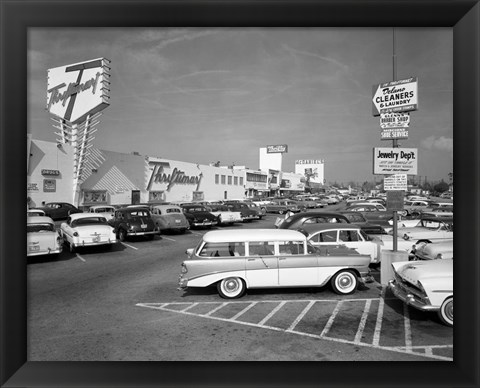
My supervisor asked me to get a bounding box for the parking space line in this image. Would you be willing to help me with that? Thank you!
[75,253,86,262]
[121,242,138,250]
[320,300,343,337]
[258,301,286,326]
[191,232,204,237]
[204,302,228,317]
[181,303,198,312]
[161,236,176,242]
[403,304,412,352]
[231,302,258,320]
[354,299,371,344]
[372,287,386,346]
[286,300,315,332]
[137,299,453,361]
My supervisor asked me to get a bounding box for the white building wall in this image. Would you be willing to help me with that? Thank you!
[259,147,283,171]
[27,138,75,208]
[146,158,245,202]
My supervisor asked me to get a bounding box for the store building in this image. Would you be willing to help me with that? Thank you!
[27,137,75,208]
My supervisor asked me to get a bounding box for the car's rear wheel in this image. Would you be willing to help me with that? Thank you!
[217,277,246,299]
[118,229,127,242]
[438,297,453,326]
[331,270,358,295]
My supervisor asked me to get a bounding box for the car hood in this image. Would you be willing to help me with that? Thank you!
[392,259,453,282]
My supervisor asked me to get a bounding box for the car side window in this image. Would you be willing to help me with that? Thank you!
[319,230,337,242]
[248,241,274,256]
[199,242,245,257]
[339,230,360,242]
[278,241,305,255]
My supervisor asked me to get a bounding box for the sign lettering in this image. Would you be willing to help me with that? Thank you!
[147,162,202,191]
[267,145,288,153]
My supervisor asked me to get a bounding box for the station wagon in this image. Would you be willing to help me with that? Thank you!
[178,229,372,299]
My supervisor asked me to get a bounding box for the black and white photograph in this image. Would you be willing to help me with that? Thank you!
[1,0,480,386]
[26,27,453,361]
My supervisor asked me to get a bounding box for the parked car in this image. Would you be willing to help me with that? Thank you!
[61,213,117,252]
[178,229,372,299]
[395,216,453,243]
[204,204,243,225]
[403,200,434,216]
[412,239,453,261]
[264,199,302,214]
[150,204,190,233]
[298,224,382,264]
[242,201,266,219]
[224,201,260,222]
[88,205,116,221]
[109,207,159,241]
[339,211,387,235]
[277,211,350,230]
[27,216,63,257]
[181,204,219,228]
[27,209,46,217]
[389,259,453,326]
[33,202,82,220]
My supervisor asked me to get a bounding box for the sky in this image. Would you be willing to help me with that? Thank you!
[28,28,453,185]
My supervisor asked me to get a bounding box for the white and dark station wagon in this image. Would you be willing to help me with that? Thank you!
[178,229,372,299]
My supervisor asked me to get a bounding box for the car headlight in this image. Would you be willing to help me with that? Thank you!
[73,231,79,237]
[403,233,410,240]
[435,253,443,260]
[417,280,426,293]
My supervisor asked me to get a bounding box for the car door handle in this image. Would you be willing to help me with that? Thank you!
[247,258,256,261]
[279,257,287,260]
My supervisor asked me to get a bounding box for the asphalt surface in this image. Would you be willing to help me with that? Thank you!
[27,202,453,361]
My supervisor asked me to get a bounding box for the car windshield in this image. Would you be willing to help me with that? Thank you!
[27,223,55,233]
[188,207,206,213]
[344,213,366,223]
[165,208,181,214]
[71,217,108,226]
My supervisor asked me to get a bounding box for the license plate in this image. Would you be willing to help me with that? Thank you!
[29,246,40,251]
[93,236,100,242]
[175,219,181,224]
[141,224,147,229]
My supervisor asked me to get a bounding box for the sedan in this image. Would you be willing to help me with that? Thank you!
[150,204,190,233]
[298,224,382,264]
[61,213,117,252]
[27,216,63,257]
[32,202,82,220]
[181,204,219,228]
[396,216,453,243]
[389,259,453,326]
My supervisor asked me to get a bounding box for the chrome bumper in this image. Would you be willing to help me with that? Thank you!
[388,279,438,312]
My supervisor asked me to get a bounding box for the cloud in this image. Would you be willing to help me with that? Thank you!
[421,136,453,152]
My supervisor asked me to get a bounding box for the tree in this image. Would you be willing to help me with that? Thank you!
[434,181,449,193]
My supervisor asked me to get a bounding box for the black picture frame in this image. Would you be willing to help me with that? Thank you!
[1,1,479,387]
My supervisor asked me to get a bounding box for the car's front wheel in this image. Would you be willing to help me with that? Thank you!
[438,297,453,326]
[217,277,246,299]
[331,270,358,295]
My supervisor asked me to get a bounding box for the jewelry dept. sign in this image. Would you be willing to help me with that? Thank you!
[47,58,111,124]
[373,147,418,175]
[372,77,418,116]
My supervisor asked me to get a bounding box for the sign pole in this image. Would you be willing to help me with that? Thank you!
[392,27,398,252]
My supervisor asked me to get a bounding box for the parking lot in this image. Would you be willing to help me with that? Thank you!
[27,207,452,361]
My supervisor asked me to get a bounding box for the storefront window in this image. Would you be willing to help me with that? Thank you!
[228,176,232,185]
[234,176,238,185]
[221,175,226,184]
[193,191,204,201]
[149,191,164,202]
[215,174,219,184]
[83,191,107,204]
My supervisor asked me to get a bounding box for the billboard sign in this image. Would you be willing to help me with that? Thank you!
[47,58,111,124]
[381,128,409,140]
[384,174,408,191]
[372,77,418,116]
[267,144,288,153]
[380,112,410,129]
[373,147,418,175]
